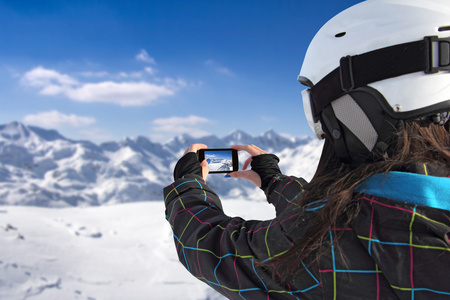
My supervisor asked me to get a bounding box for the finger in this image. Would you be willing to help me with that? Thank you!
[232,144,268,157]
[247,144,269,156]
[228,170,261,187]
[184,143,208,155]
[242,156,252,170]
[200,159,209,180]
[228,170,246,179]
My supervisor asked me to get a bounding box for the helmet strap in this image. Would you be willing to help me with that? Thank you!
[310,36,450,121]
[306,36,450,163]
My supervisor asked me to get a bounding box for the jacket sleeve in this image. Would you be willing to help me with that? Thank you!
[163,154,310,298]
[164,175,279,296]
[252,154,309,216]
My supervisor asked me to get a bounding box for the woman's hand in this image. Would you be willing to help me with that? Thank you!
[227,144,269,187]
[182,143,209,180]
[183,143,207,155]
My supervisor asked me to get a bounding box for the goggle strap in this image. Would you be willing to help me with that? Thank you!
[309,37,447,118]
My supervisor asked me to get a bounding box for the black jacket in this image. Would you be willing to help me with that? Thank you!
[164,153,450,299]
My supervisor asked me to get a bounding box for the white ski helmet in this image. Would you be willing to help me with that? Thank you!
[299,0,450,163]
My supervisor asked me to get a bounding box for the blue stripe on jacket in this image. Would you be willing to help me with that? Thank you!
[356,171,450,211]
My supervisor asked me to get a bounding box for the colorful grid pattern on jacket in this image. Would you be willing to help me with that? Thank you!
[164,171,450,299]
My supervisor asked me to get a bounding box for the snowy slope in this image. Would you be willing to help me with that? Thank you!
[0,122,324,299]
[0,122,323,207]
[0,200,276,300]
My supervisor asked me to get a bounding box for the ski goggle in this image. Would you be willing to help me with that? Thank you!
[298,76,325,140]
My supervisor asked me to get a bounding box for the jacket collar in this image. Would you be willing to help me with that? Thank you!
[356,169,450,211]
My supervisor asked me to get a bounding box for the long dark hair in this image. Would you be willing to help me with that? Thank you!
[267,121,450,278]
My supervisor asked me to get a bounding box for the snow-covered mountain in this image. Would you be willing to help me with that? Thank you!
[0,122,323,207]
[0,123,324,299]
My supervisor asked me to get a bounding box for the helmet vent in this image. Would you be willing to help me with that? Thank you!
[335,32,346,38]
[438,26,450,32]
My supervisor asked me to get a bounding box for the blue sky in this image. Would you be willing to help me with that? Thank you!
[0,0,362,144]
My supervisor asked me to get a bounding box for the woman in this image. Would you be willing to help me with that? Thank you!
[164,0,450,299]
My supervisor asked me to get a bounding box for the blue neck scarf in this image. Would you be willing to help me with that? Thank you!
[355,172,450,211]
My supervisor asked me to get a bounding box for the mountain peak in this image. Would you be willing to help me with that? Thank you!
[0,122,70,146]
[0,122,31,142]
[222,130,253,143]
[28,125,67,142]
[261,128,278,137]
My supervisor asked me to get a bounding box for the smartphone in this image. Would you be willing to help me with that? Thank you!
[197,148,239,174]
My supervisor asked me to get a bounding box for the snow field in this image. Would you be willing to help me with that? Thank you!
[0,199,275,300]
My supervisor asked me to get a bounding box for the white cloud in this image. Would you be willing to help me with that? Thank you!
[78,71,109,78]
[21,66,183,106]
[136,49,156,64]
[205,60,234,76]
[66,81,175,106]
[162,77,188,89]
[152,115,213,137]
[118,71,143,78]
[81,70,155,79]
[144,67,157,76]
[24,110,96,128]
[22,66,79,88]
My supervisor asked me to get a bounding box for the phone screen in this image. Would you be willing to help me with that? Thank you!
[197,148,238,173]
